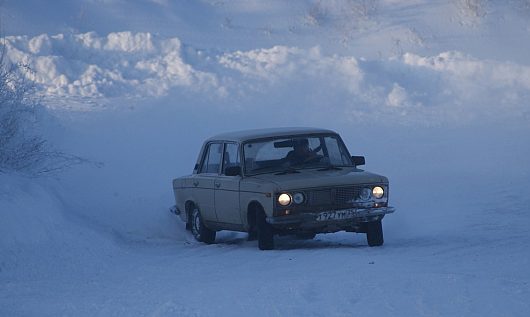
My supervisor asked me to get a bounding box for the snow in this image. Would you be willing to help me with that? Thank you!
[1,0,530,316]
[5,30,530,123]
[4,32,219,98]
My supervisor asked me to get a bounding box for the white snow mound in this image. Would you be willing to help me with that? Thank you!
[4,31,530,124]
[4,32,218,98]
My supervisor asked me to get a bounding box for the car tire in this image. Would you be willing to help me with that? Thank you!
[191,207,216,244]
[256,208,274,250]
[247,230,257,241]
[366,220,384,247]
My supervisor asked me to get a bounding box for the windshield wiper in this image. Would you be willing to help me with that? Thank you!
[274,167,300,175]
[316,165,343,171]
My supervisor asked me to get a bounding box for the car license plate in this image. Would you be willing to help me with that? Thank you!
[316,209,358,221]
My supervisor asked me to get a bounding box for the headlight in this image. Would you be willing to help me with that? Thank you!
[372,186,384,199]
[278,193,292,206]
[293,192,305,204]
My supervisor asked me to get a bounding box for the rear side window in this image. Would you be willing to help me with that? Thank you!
[199,143,223,174]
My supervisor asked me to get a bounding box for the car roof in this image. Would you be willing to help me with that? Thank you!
[206,127,337,143]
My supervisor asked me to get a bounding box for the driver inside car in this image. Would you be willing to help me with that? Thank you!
[284,138,320,165]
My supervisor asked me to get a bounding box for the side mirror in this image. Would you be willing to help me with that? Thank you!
[225,166,242,176]
[351,156,365,166]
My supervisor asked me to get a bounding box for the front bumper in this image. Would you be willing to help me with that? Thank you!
[266,206,395,226]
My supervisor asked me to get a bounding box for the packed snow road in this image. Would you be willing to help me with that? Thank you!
[2,0,530,315]
[2,122,530,316]
[1,173,529,316]
[2,228,529,316]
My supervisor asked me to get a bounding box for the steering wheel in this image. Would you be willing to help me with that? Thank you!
[302,154,323,164]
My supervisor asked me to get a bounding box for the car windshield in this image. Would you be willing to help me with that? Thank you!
[243,134,353,175]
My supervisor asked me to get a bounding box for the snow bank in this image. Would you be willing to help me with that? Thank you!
[0,174,65,251]
[1,1,530,315]
[404,51,530,95]
[4,32,219,98]
[0,173,119,274]
[2,30,529,253]
[219,46,363,93]
[5,32,530,125]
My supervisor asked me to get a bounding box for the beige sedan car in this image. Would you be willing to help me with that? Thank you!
[171,127,395,250]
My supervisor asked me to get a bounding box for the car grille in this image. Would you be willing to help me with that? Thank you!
[308,186,362,209]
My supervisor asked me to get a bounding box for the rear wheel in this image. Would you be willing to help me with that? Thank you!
[256,207,274,250]
[365,220,384,247]
[191,207,216,244]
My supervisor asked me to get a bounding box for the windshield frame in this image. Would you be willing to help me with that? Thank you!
[241,133,354,176]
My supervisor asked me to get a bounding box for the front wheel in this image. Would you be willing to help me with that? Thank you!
[365,220,384,247]
[256,208,274,250]
[191,208,216,244]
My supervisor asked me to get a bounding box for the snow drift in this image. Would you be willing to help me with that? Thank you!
[4,31,530,125]
[1,0,530,316]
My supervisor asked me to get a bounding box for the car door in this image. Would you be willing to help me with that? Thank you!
[214,142,242,225]
[192,142,223,222]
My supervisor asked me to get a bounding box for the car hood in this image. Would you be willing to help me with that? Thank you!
[248,167,388,191]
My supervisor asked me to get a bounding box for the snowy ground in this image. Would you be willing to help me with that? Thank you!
[1,1,530,316]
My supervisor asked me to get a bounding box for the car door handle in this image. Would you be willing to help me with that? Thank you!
[214,182,221,188]
[193,181,199,187]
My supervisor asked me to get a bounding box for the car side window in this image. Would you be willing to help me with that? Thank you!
[222,143,240,175]
[199,143,223,174]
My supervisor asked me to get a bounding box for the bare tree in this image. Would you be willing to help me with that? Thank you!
[0,40,88,175]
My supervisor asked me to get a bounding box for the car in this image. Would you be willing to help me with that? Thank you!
[171,127,395,250]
